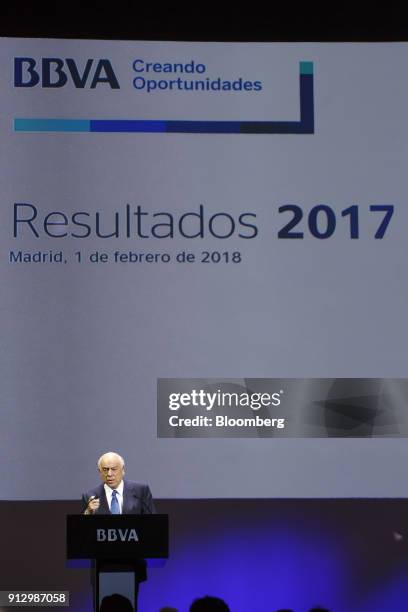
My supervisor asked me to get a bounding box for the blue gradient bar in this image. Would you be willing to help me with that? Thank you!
[240,66,314,134]
[14,118,90,132]
[300,60,314,75]
[299,73,314,133]
[90,119,166,132]
[14,62,314,135]
[166,120,241,134]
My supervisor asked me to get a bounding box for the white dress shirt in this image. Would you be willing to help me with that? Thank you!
[104,480,124,513]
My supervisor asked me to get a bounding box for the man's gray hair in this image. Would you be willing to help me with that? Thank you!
[97,452,125,470]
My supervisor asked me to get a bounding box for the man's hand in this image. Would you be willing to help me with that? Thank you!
[84,495,100,515]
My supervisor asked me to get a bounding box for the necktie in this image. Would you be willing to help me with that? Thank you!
[111,490,120,514]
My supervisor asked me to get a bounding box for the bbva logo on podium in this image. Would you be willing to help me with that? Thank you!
[14,57,120,89]
[96,529,139,542]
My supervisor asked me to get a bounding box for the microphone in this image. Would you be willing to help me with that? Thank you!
[87,495,99,513]
[83,494,100,515]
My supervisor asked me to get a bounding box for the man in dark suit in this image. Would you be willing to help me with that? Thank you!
[83,451,155,516]
[82,451,155,611]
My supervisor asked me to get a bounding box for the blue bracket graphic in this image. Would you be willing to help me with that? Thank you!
[14,62,314,135]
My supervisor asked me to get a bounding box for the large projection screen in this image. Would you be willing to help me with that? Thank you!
[1,37,407,500]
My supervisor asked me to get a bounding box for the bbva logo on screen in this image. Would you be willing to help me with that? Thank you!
[14,57,120,88]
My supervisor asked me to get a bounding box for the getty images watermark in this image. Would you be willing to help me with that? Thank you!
[157,380,287,438]
[158,378,408,438]
[168,388,285,430]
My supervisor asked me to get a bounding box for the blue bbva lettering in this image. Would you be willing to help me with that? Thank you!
[132,59,206,74]
[14,58,120,89]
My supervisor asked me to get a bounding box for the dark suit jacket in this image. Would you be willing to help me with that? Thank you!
[82,480,155,582]
[82,480,155,515]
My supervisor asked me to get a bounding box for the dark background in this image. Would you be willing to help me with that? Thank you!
[0,4,407,42]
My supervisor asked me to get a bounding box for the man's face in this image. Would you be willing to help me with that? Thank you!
[98,454,125,489]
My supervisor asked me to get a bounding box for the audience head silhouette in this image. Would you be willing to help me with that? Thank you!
[100,593,134,612]
[190,595,230,611]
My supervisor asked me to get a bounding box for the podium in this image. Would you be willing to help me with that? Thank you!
[67,514,168,611]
